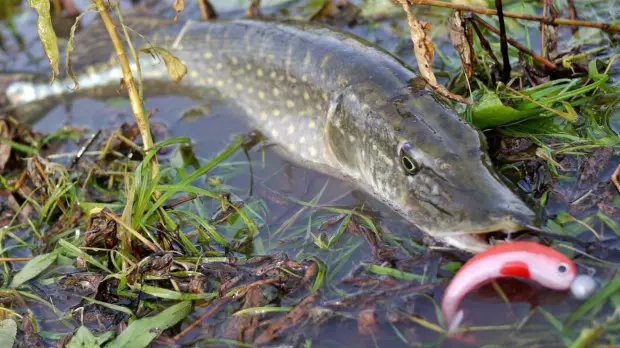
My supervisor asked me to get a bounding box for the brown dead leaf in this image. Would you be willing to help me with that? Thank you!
[7,192,33,222]
[246,0,261,18]
[393,0,470,104]
[172,0,185,22]
[145,253,173,277]
[60,273,103,296]
[26,156,48,188]
[188,275,206,294]
[84,208,118,248]
[578,147,613,189]
[358,308,379,335]
[254,292,319,344]
[224,286,265,342]
[311,0,338,21]
[23,312,44,348]
[43,207,83,247]
[448,11,473,78]
[394,0,434,82]
[0,119,11,172]
[140,47,187,84]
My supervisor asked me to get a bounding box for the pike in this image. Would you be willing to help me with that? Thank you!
[1,17,538,252]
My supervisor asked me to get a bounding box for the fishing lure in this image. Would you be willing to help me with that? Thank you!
[441,241,596,332]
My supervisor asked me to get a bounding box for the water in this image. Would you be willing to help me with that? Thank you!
[1,0,619,346]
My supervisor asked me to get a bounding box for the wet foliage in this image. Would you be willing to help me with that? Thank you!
[0,0,618,347]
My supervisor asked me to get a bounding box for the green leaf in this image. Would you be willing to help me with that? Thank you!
[58,239,112,273]
[472,89,535,129]
[367,264,425,281]
[233,306,292,316]
[105,301,192,348]
[28,0,59,83]
[143,136,243,225]
[0,136,38,155]
[0,319,17,348]
[140,47,187,84]
[10,252,57,288]
[67,326,100,348]
[133,284,217,300]
[569,326,606,348]
[81,297,134,316]
[311,257,326,294]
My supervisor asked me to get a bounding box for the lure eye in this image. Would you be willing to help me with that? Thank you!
[558,264,568,274]
[398,142,419,175]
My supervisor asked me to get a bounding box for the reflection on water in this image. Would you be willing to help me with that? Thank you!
[1,0,619,346]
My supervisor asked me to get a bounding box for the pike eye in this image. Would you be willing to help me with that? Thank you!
[398,142,419,175]
[401,155,417,174]
[558,264,568,273]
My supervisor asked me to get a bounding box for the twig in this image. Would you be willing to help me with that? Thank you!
[472,15,557,70]
[92,1,159,179]
[407,0,620,32]
[567,0,578,33]
[0,257,33,262]
[69,130,100,169]
[115,5,143,100]
[541,0,548,59]
[173,297,232,341]
[115,130,146,155]
[540,0,559,59]
[163,195,197,210]
[494,0,510,83]
[52,0,62,16]
[467,16,501,69]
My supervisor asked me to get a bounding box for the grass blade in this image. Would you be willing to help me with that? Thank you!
[0,319,17,348]
[564,276,620,330]
[106,301,192,348]
[10,252,57,288]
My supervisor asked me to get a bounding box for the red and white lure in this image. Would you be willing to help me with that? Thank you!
[441,241,596,333]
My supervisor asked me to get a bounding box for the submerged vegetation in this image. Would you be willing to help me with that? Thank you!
[0,0,618,346]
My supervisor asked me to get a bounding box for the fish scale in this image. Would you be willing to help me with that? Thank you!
[160,19,366,169]
[2,17,539,252]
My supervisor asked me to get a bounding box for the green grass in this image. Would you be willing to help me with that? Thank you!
[0,0,619,346]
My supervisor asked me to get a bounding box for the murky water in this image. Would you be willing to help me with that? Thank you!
[1,0,619,346]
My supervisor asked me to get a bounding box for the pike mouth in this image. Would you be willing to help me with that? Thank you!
[437,222,543,253]
[439,223,586,254]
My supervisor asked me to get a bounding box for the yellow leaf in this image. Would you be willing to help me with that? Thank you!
[561,101,579,122]
[140,47,187,84]
[535,148,564,170]
[173,0,185,21]
[28,0,59,84]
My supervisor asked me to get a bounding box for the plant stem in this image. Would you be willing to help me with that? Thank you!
[92,0,159,179]
[472,15,557,70]
[494,0,510,83]
[408,0,620,32]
